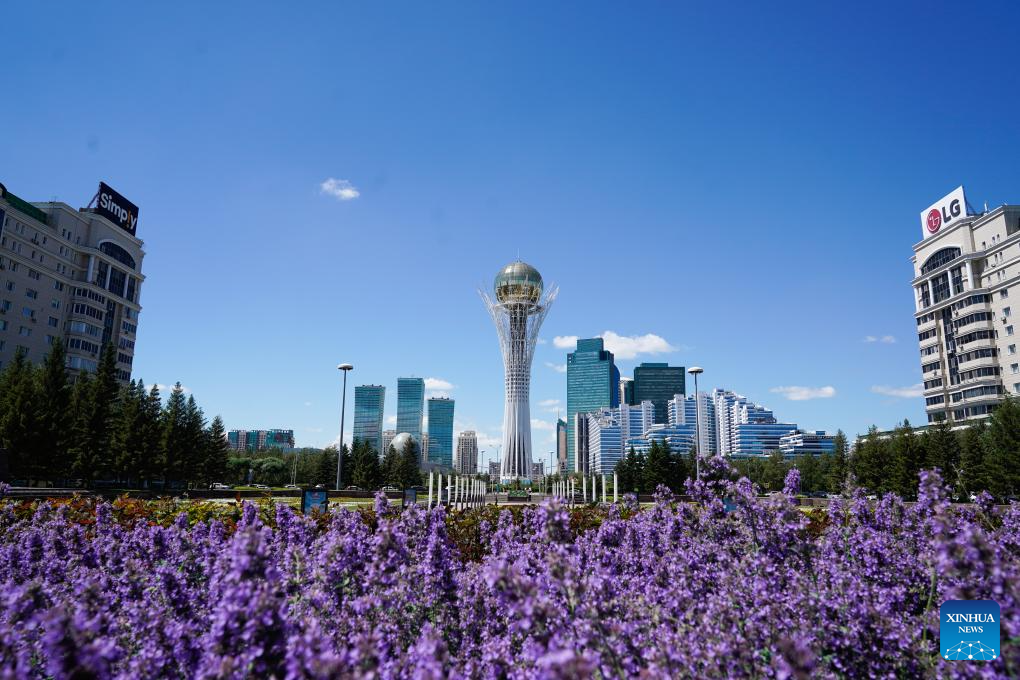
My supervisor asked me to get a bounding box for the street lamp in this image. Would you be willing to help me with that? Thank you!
[688,366,704,481]
[336,363,354,491]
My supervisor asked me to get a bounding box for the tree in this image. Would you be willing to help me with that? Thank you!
[761,450,788,492]
[851,426,884,493]
[923,421,961,487]
[203,416,230,486]
[643,440,670,492]
[71,343,120,485]
[181,395,207,486]
[112,380,146,485]
[828,430,849,493]
[397,438,422,489]
[380,443,401,486]
[160,383,189,486]
[889,420,925,498]
[984,397,1020,499]
[37,339,71,481]
[0,349,43,482]
[352,440,381,489]
[959,422,990,499]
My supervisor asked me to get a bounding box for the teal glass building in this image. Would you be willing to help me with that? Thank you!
[633,362,685,424]
[427,397,455,467]
[353,384,385,453]
[396,377,425,443]
[566,338,619,472]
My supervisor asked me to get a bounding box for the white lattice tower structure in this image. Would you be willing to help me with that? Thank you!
[481,261,557,483]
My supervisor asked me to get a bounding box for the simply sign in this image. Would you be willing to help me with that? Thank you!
[920,186,967,239]
[939,600,1000,661]
[95,182,139,236]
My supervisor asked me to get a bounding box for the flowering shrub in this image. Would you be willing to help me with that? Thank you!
[0,468,1018,678]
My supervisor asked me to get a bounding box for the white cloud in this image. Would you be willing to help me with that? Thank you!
[424,377,455,391]
[863,335,896,344]
[871,384,924,398]
[531,419,556,431]
[545,362,567,373]
[600,331,676,360]
[863,336,877,343]
[770,385,837,401]
[385,415,397,426]
[881,335,896,344]
[154,383,191,395]
[552,331,678,360]
[319,178,360,201]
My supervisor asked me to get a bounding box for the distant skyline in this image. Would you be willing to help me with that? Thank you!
[4,2,1020,461]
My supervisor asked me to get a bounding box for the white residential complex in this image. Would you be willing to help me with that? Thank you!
[913,187,1020,424]
[0,182,144,379]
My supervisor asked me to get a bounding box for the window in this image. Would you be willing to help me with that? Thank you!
[0,320,6,331]
[1,300,10,312]
[4,281,12,292]
[18,326,30,337]
[68,321,101,338]
[1009,326,1014,336]
[117,352,133,366]
[48,316,58,328]
[1015,383,1020,394]
[1002,289,1010,299]
[21,307,33,319]
[122,321,136,334]
[50,299,60,310]
[25,289,37,299]
[1012,364,1018,374]
[1005,307,1012,317]
[27,269,39,280]
[99,242,136,270]
[921,247,962,274]
[53,281,63,291]
[1010,345,1016,355]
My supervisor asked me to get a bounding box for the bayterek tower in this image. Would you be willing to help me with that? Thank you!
[481,261,557,483]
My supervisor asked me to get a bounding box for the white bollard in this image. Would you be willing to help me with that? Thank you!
[592,475,596,503]
[613,472,618,503]
[602,475,607,504]
[582,476,587,503]
[428,471,434,508]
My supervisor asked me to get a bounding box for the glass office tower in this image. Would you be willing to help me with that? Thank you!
[353,385,385,453]
[427,397,455,467]
[396,377,425,444]
[633,362,685,424]
[566,337,619,473]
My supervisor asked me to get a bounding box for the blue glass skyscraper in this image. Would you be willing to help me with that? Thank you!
[396,377,425,444]
[353,385,385,453]
[633,362,685,424]
[427,397,455,467]
[566,338,619,473]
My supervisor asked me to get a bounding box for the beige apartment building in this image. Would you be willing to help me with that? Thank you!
[912,186,1020,424]
[0,181,144,380]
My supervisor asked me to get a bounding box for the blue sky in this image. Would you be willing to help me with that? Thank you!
[4,2,1020,465]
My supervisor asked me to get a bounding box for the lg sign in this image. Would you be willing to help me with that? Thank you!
[920,186,967,239]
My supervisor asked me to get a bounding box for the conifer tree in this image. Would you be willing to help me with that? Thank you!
[380,442,401,486]
[161,383,188,486]
[397,438,421,489]
[828,430,849,492]
[984,397,1020,499]
[181,395,207,486]
[203,416,230,486]
[352,439,381,489]
[0,349,43,481]
[70,344,120,485]
[643,440,670,492]
[37,339,71,481]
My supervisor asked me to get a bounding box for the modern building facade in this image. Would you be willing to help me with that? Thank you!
[352,385,385,453]
[427,397,455,467]
[912,186,1020,424]
[481,261,557,482]
[585,401,655,474]
[566,337,619,473]
[0,181,144,379]
[556,418,567,473]
[668,393,717,455]
[620,377,635,406]
[396,377,425,443]
[455,431,478,474]
[227,429,295,452]
[779,430,836,458]
[632,363,685,424]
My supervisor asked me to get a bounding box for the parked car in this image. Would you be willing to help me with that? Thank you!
[253,484,270,490]
[826,493,841,500]
[209,483,230,490]
[344,485,362,491]
[381,485,400,492]
[284,484,300,490]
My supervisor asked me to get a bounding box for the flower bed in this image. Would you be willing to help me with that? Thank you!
[0,464,1017,678]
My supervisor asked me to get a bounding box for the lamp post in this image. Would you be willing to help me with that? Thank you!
[336,363,353,491]
[688,366,704,481]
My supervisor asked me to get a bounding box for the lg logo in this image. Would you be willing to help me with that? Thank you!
[927,198,961,235]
